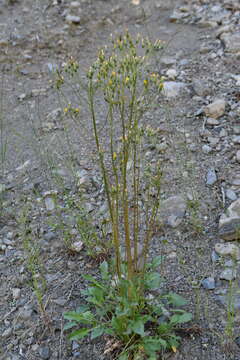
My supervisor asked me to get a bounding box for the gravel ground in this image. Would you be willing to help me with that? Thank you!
[0,0,240,359]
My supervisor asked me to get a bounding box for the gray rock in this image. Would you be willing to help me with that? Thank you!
[226,189,237,201]
[65,14,81,24]
[162,81,186,98]
[221,32,240,53]
[18,307,33,320]
[211,250,220,262]
[215,243,240,260]
[44,196,55,211]
[202,144,212,154]
[236,150,240,163]
[219,268,237,281]
[39,346,50,360]
[192,79,211,97]
[1,327,12,338]
[206,168,217,185]
[201,277,215,290]
[159,57,176,66]
[233,135,240,144]
[204,99,226,119]
[158,195,186,228]
[12,288,21,300]
[219,198,240,240]
[206,118,220,126]
[170,10,189,22]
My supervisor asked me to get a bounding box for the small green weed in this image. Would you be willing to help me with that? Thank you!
[64,258,192,359]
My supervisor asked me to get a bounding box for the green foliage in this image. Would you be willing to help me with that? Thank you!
[64,259,192,359]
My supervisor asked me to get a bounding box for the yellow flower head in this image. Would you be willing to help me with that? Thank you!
[64,107,68,113]
[125,77,130,84]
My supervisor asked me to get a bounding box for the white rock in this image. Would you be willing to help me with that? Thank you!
[215,243,240,259]
[12,288,21,300]
[70,241,83,253]
[162,81,186,98]
[204,99,226,119]
[166,69,177,80]
[66,14,81,24]
[219,198,240,240]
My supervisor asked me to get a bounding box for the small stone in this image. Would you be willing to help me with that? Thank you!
[215,243,240,260]
[233,126,240,135]
[18,307,33,320]
[53,297,67,306]
[44,196,55,211]
[70,1,80,8]
[221,32,240,54]
[201,277,215,290]
[39,346,50,360]
[12,288,21,300]
[233,135,240,144]
[206,168,217,185]
[158,195,186,228]
[236,150,240,163]
[192,79,211,97]
[219,198,240,240]
[204,99,226,119]
[18,93,27,101]
[225,259,234,267]
[2,328,12,338]
[226,189,237,201]
[166,69,177,80]
[162,81,186,98]
[206,118,220,126]
[44,231,56,241]
[66,14,81,24]
[235,337,240,348]
[70,241,83,253]
[207,137,219,146]
[31,88,47,96]
[202,144,212,154]
[219,268,236,281]
[211,250,220,262]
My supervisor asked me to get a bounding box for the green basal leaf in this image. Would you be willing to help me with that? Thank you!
[76,305,90,313]
[131,318,145,336]
[64,311,95,324]
[118,352,129,360]
[68,328,90,340]
[145,272,161,290]
[158,322,172,335]
[63,321,77,331]
[170,312,192,325]
[83,274,104,288]
[99,261,109,280]
[167,293,188,307]
[151,256,163,269]
[91,326,106,339]
[143,337,166,356]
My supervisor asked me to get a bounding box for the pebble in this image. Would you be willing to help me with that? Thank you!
[158,195,186,228]
[233,135,240,144]
[221,32,240,54]
[206,168,217,185]
[2,328,12,338]
[236,150,240,163]
[206,118,220,126]
[215,243,240,260]
[202,144,212,154]
[162,81,186,98]
[44,196,55,211]
[70,241,83,253]
[65,14,81,24]
[225,189,237,201]
[39,346,50,360]
[204,99,226,119]
[219,198,240,240]
[201,277,215,290]
[219,268,236,281]
[166,69,177,80]
[12,288,21,300]
[211,250,220,262]
[192,79,211,97]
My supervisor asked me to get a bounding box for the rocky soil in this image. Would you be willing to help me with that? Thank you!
[0,0,240,359]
